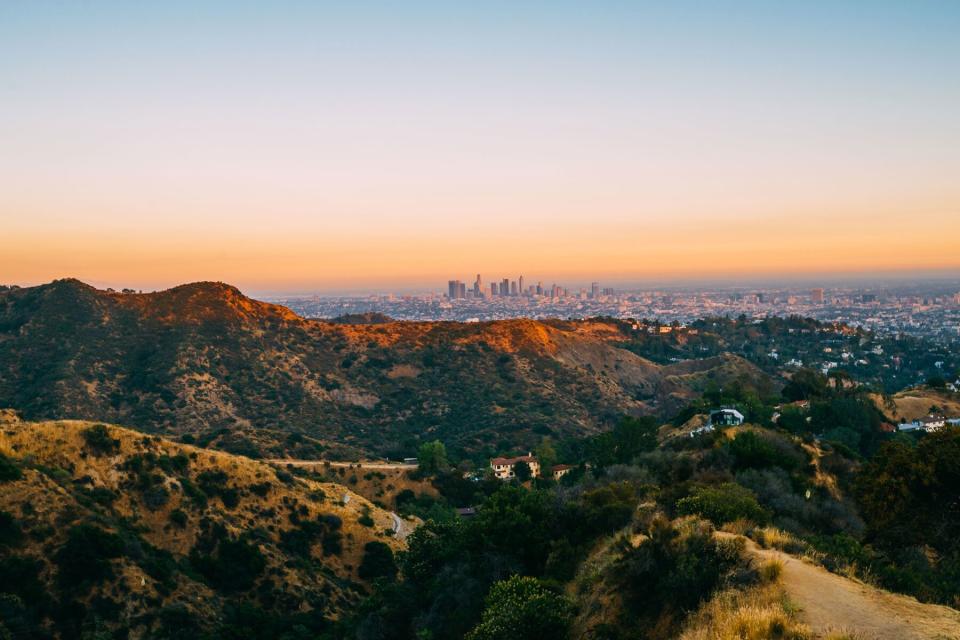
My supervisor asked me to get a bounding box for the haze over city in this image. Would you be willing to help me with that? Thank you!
[3,1,960,292]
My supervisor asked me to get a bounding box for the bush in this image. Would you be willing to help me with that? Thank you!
[54,525,124,590]
[191,536,266,592]
[169,509,188,528]
[0,453,22,482]
[615,517,744,629]
[727,431,803,472]
[358,541,397,581]
[81,424,120,456]
[0,511,23,547]
[142,484,170,511]
[465,575,573,640]
[677,483,769,525]
[758,559,783,583]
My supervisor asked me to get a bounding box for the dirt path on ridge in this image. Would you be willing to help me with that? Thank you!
[743,538,960,639]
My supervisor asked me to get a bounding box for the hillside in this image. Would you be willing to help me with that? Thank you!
[0,412,403,638]
[871,387,960,422]
[0,279,771,459]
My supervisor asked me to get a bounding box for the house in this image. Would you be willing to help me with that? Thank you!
[552,464,574,480]
[709,409,745,427]
[455,507,477,518]
[897,421,924,432]
[897,415,948,433]
[490,452,540,480]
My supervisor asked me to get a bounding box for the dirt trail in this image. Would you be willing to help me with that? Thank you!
[745,538,960,639]
[267,459,418,471]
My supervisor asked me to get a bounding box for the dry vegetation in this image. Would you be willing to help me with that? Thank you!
[679,581,810,640]
[870,387,960,422]
[0,412,405,637]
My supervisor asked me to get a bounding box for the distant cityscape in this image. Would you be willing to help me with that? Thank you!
[263,276,960,344]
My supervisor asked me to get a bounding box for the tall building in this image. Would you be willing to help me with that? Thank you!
[591,282,600,299]
[536,282,543,296]
[458,282,466,298]
[501,278,510,296]
[448,280,460,299]
[518,275,524,296]
[473,274,482,296]
[510,281,518,296]
[490,283,498,297]
[811,288,825,304]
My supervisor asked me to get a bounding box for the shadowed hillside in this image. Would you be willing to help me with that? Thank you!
[0,411,402,638]
[0,280,771,459]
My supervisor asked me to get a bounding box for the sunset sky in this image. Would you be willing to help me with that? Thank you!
[2,2,960,293]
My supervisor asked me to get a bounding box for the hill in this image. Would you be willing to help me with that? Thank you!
[871,387,960,422]
[0,412,403,638]
[0,279,771,459]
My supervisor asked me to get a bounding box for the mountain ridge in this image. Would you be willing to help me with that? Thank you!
[0,279,773,459]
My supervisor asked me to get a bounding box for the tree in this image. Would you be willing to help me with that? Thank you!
[0,453,21,483]
[926,374,947,389]
[54,525,124,590]
[417,440,448,474]
[514,461,532,482]
[81,424,120,456]
[358,541,398,581]
[782,368,828,402]
[534,437,557,473]
[613,415,658,462]
[465,576,573,640]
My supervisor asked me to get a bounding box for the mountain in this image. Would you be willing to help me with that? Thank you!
[0,411,403,638]
[0,279,772,459]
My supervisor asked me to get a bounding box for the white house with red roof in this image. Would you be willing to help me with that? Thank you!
[490,452,540,480]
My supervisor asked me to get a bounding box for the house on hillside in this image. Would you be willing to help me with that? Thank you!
[551,464,574,480]
[709,408,745,427]
[490,452,540,480]
[897,415,948,433]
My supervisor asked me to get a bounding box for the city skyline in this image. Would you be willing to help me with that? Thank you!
[3,2,960,290]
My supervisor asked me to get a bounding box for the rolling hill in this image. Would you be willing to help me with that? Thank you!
[0,279,772,459]
[0,411,402,638]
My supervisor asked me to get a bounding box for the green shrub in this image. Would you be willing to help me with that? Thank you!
[0,453,22,482]
[81,424,120,456]
[0,511,23,547]
[54,525,124,590]
[169,509,188,528]
[465,575,573,640]
[727,431,803,472]
[190,536,266,592]
[142,484,170,511]
[615,517,743,628]
[676,483,769,525]
[358,541,397,581]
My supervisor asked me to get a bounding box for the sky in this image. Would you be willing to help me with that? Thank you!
[2,1,960,293]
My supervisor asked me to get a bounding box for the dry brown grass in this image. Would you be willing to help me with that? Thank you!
[679,582,811,640]
[721,518,756,536]
[752,527,808,555]
[759,558,785,583]
[822,631,866,640]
